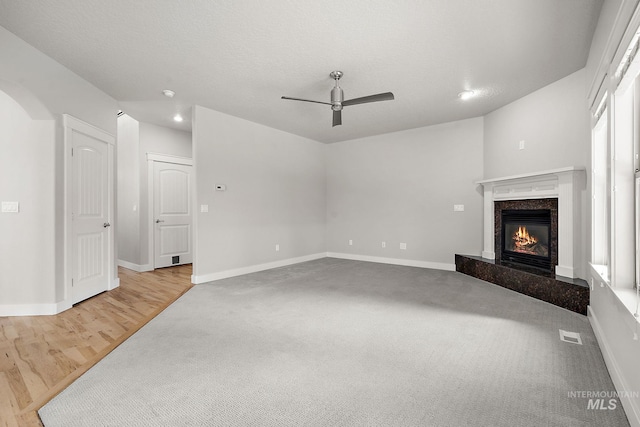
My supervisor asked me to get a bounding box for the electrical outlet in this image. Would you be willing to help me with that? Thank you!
[453,204,464,212]
[382,241,386,248]
[200,204,209,213]
[400,242,407,250]
[348,239,353,246]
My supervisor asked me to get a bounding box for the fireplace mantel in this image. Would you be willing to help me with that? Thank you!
[477,167,586,279]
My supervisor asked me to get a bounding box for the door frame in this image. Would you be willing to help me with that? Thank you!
[63,114,117,310]
[146,152,193,269]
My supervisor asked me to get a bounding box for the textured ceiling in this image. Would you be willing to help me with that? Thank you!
[0,0,602,143]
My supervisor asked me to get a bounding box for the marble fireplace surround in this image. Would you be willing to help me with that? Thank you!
[477,167,585,279]
[494,198,558,270]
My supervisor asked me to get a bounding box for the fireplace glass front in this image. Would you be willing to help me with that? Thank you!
[501,209,552,270]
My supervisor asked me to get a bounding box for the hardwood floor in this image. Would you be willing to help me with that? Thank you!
[0,265,193,427]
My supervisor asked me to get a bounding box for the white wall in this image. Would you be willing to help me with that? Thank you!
[585,0,633,107]
[0,91,56,306]
[139,121,192,158]
[192,106,326,282]
[585,1,640,425]
[483,69,590,179]
[0,26,116,134]
[0,25,117,314]
[483,69,590,280]
[326,118,484,269]
[117,114,141,265]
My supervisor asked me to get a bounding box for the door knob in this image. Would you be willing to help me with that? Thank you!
[155,219,165,223]
[103,222,111,228]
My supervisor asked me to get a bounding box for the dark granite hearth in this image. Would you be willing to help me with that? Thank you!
[455,254,589,315]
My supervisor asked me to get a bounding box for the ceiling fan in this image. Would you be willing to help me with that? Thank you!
[281,71,394,127]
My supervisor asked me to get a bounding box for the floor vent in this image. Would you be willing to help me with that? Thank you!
[559,329,582,345]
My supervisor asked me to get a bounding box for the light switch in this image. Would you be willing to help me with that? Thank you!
[1,201,19,213]
[200,204,209,213]
[454,204,465,212]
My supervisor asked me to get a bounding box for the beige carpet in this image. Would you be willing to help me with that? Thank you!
[40,258,629,426]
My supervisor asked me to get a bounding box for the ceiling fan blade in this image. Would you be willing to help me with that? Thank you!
[281,96,332,106]
[342,92,394,107]
[332,110,342,127]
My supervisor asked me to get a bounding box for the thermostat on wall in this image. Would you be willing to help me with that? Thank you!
[215,184,227,191]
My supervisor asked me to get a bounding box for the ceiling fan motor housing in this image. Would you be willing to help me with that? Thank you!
[331,86,343,111]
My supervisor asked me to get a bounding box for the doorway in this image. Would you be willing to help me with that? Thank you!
[65,115,116,304]
[148,154,193,268]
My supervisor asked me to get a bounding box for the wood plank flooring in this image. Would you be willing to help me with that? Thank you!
[0,265,193,427]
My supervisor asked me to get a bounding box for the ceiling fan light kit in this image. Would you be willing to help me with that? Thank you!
[282,71,394,127]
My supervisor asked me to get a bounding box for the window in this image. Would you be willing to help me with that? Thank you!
[592,108,608,279]
[591,30,639,291]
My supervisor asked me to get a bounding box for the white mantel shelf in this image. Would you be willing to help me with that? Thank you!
[478,167,586,279]
[476,167,586,185]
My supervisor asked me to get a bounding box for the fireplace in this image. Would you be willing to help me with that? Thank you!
[455,169,588,315]
[494,198,558,273]
[501,209,551,270]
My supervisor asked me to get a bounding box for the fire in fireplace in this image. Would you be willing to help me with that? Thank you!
[501,209,552,270]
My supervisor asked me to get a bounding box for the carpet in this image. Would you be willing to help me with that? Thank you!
[39,258,630,426]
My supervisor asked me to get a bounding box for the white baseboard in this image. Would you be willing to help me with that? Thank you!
[327,252,456,271]
[588,306,640,427]
[191,252,327,284]
[0,299,71,317]
[481,251,495,259]
[555,264,576,279]
[118,259,153,272]
[1,277,122,317]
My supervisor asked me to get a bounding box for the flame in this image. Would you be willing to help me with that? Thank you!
[513,226,538,248]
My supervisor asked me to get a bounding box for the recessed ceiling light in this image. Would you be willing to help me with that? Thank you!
[162,89,175,98]
[173,114,183,122]
[458,90,475,100]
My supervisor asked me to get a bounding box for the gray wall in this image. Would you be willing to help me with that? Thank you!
[326,118,484,267]
[192,106,326,281]
[483,69,590,179]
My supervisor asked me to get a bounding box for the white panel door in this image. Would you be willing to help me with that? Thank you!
[72,131,110,303]
[153,162,192,268]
